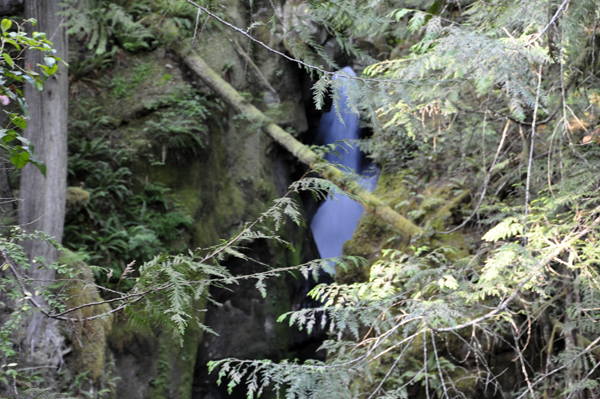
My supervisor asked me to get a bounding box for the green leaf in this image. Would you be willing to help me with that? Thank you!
[10,150,29,168]
[0,129,17,142]
[482,217,523,242]
[29,159,46,176]
[388,9,413,21]
[17,135,30,146]
[38,63,58,77]
[2,53,13,68]
[4,39,20,51]
[11,116,26,130]
[1,19,11,33]
[43,56,56,68]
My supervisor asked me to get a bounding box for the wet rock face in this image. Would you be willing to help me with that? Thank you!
[62,0,331,395]
[192,245,293,399]
[190,218,326,399]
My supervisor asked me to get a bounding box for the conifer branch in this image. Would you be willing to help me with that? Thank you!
[439,119,511,234]
[432,210,600,333]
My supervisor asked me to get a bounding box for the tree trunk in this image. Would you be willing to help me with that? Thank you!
[17,0,68,374]
[19,0,68,272]
[173,42,423,238]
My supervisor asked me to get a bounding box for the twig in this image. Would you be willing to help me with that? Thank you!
[439,119,511,234]
[431,333,450,399]
[510,318,535,399]
[0,246,148,322]
[524,65,543,245]
[228,37,279,99]
[366,334,415,399]
[116,260,135,292]
[520,0,569,48]
[191,6,201,46]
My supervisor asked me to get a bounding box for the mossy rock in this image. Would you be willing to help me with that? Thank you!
[58,250,113,384]
[70,50,188,127]
[65,186,90,214]
[343,168,474,269]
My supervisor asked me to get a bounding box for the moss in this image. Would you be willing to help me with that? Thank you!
[150,298,207,399]
[65,186,90,213]
[265,100,308,133]
[372,170,412,208]
[342,169,475,279]
[434,189,471,225]
[71,52,188,128]
[58,250,113,384]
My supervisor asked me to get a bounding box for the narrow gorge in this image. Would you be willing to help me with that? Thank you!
[2,1,600,398]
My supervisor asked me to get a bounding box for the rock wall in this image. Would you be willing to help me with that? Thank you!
[62,1,321,397]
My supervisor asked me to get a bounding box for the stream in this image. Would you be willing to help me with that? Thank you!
[309,67,379,266]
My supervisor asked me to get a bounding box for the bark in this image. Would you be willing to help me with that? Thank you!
[173,42,423,238]
[17,0,68,373]
[19,0,68,272]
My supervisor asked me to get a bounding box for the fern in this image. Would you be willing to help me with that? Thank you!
[60,0,156,55]
[481,216,524,242]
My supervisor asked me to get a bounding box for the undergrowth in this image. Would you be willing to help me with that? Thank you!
[64,134,194,290]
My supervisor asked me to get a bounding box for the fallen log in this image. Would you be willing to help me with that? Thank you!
[173,42,423,238]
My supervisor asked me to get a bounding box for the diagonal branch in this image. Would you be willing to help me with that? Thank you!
[172,42,423,238]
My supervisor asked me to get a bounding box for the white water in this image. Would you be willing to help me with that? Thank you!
[309,67,379,267]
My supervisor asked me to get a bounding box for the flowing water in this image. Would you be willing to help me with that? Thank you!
[309,67,379,267]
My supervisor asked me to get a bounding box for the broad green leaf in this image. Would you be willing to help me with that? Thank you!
[0,129,17,142]
[4,39,19,51]
[1,19,11,33]
[38,63,58,77]
[38,65,50,77]
[2,53,13,68]
[17,135,30,146]
[11,116,26,129]
[22,74,35,86]
[10,150,29,168]
[29,159,46,176]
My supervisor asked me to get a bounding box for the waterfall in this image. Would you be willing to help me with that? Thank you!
[309,67,379,268]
